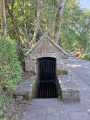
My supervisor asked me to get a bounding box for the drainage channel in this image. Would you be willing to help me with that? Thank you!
[37,81,58,98]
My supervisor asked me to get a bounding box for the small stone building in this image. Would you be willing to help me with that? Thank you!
[24,36,68,74]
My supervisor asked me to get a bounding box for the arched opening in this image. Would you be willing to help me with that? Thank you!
[37,57,58,98]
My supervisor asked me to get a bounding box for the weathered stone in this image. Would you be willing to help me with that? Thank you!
[69,112,90,120]
[30,53,42,60]
[41,53,51,58]
[46,114,59,120]
[25,60,30,64]
[50,53,57,58]
[62,90,80,103]
[14,76,36,101]
[59,113,70,120]
[58,75,80,103]
[23,110,46,119]
[61,104,86,112]
[24,36,68,73]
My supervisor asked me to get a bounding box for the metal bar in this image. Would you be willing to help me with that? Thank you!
[37,57,58,98]
[51,83,53,97]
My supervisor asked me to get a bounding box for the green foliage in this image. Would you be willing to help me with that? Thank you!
[79,53,90,61]
[60,0,90,52]
[1,0,90,54]
[0,88,12,116]
[41,0,57,36]
[0,37,23,117]
[4,0,90,53]
[75,51,90,61]
[0,36,23,92]
[75,51,81,57]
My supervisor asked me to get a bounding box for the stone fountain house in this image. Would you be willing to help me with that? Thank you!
[24,36,68,98]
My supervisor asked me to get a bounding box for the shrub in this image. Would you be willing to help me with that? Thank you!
[0,37,23,93]
[75,51,81,57]
[79,53,86,59]
[77,53,90,61]
[0,37,23,116]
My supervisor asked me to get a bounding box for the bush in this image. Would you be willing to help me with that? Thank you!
[0,37,23,93]
[76,52,90,61]
[0,37,23,116]
[79,53,86,59]
[0,87,12,116]
[85,53,90,61]
[75,51,81,57]
[75,50,90,61]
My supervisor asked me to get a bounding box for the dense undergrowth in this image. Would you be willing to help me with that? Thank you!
[75,51,90,61]
[0,37,23,119]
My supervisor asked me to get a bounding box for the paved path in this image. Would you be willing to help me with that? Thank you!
[22,56,90,120]
[68,56,90,86]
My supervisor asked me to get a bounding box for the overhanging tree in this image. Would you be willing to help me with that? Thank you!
[54,0,65,44]
[0,0,7,37]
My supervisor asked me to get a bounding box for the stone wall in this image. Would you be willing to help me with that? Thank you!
[25,37,68,74]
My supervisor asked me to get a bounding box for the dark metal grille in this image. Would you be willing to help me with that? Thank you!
[37,57,58,98]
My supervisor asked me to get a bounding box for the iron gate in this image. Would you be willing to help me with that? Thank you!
[37,57,58,98]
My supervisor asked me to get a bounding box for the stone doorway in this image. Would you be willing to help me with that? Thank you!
[37,57,58,98]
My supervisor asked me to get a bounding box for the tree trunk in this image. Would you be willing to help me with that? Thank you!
[0,0,7,37]
[22,1,29,47]
[5,1,26,48]
[24,19,29,46]
[0,0,3,33]
[54,0,65,44]
[29,0,43,47]
[18,0,29,47]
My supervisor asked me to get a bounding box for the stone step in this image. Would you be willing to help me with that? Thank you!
[14,76,36,101]
[58,75,80,103]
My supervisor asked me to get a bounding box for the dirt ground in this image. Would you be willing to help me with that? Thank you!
[3,100,31,120]
[2,72,34,120]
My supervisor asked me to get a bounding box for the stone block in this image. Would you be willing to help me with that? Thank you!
[69,112,90,120]
[30,54,38,60]
[25,60,30,64]
[57,64,62,71]
[57,59,64,64]
[34,47,42,53]
[31,53,42,59]
[42,46,50,53]
[42,38,51,53]
[50,53,57,58]
[62,64,68,71]
[25,64,30,71]
[41,53,51,58]
[23,110,46,119]
[59,113,70,120]
[52,45,59,52]
[61,104,86,112]
[62,59,67,64]
[14,76,36,101]
[58,76,80,103]
[46,114,59,120]
[62,90,80,103]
